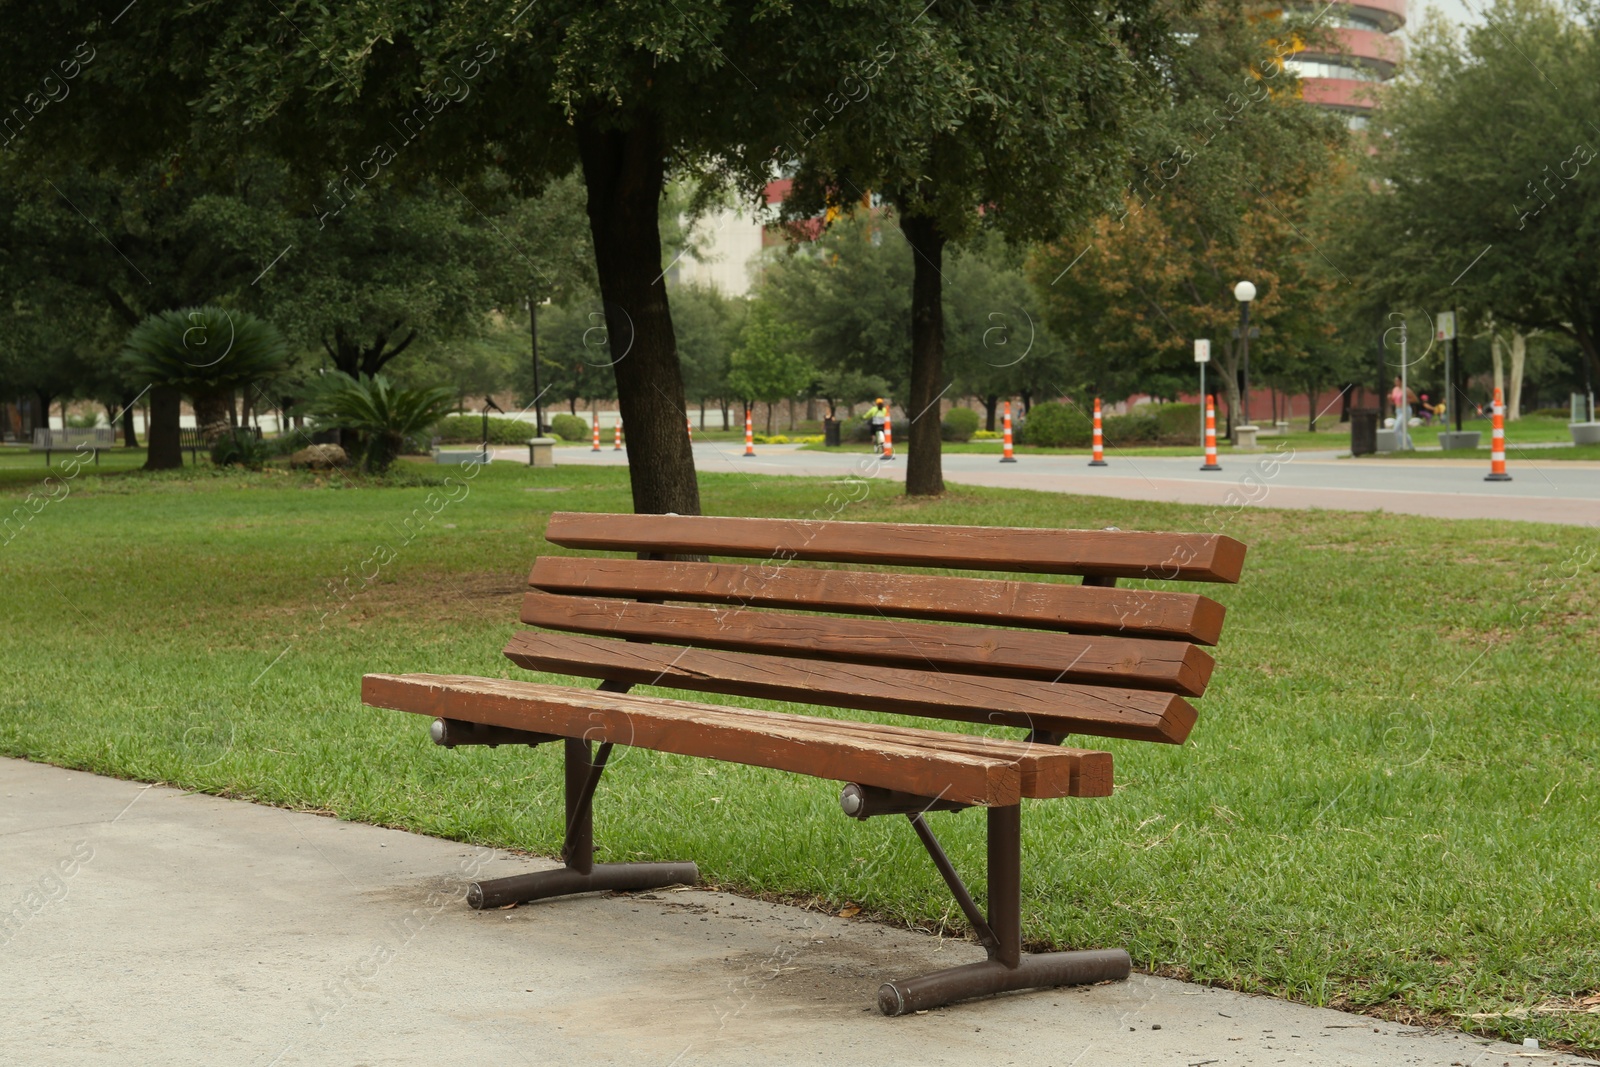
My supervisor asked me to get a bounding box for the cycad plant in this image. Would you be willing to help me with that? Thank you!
[307,372,457,472]
[122,307,290,468]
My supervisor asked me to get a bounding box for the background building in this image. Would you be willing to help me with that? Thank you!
[1288,0,1406,125]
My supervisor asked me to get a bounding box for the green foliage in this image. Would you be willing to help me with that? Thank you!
[432,415,536,445]
[940,407,980,442]
[1019,402,1092,447]
[306,373,457,472]
[209,430,271,470]
[65,413,101,428]
[120,306,289,395]
[727,304,814,407]
[547,413,591,443]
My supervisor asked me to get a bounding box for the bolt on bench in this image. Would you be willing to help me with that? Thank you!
[362,512,1246,1015]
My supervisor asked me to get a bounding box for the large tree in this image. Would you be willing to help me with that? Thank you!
[1029,0,1348,436]
[781,0,1165,494]
[1335,0,1600,410]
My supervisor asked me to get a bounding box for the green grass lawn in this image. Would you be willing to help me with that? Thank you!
[2,459,1596,1052]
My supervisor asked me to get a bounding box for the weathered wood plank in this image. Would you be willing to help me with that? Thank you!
[503,631,1196,744]
[519,592,1216,696]
[362,673,1113,803]
[527,557,1225,645]
[543,512,1246,583]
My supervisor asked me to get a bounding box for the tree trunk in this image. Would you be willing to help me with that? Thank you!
[576,111,700,516]
[193,390,232,443]
[1490,328,1505,406]
[721,403,730,431]
[1508,330,1527,421]
[901,213,946,496]
[119,396,140,448]
[1306,385,1319,431]
[765,402,774,436]
[144,386,183,470]
[1221,346,1243,444]
[983,395,998,432]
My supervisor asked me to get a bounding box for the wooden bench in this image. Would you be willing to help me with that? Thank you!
[363,511,1247,1015]
[31,427,114,465]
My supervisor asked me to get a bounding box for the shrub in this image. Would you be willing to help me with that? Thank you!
[1020,402,1092,447]
[433,414,537,444]
[306,373,458,473]
[210,429,271,470]
[941,407,980,442]
[548,413,590,442]
[1145,403,1202,445]
[66,413,101,428]
[841,416,875,443]
[973,429,999,440]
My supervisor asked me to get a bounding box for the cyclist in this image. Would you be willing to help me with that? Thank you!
[865,398,888,453]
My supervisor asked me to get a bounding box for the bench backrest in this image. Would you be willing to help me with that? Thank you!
[32,427,114,448]
[503,512,1246,747]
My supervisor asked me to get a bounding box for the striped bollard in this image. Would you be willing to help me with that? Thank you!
[591,413,601,452]
[1088,398,1108,466]
[1485,386,1512,482]
[743,408,756,457]
[881,411,895,461]
[1200,395,1222,470]
[1000,402,1017,463]
[613,422,623,451]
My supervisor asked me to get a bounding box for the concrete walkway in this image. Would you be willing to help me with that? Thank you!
[2,757,1582,1066]
[514,443,1600,526]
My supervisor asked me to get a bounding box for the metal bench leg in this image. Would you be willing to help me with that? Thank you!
[467,727,699,909]
[877,805,1130,1016]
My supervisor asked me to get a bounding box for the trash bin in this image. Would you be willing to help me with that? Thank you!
[823,417,841,447]
[1350,408,1378,456]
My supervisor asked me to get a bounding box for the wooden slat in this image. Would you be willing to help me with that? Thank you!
[362,674,1115,802]
[519,592,1216,696]
[544,512,1246,583]
[528,557,1226,645]
[503,632,1196,744]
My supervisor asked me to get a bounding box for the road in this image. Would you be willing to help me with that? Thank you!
[514,442,1600,526]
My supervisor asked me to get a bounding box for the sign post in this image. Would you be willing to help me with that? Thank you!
[1194,339,1211,444]
[1436,310,1458,431]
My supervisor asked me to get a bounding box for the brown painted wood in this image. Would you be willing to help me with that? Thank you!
[544,512,1246,583]
[362,674,1114,802]
[503,632,1197,744]
[527,557,1225,645]
[519,592,1216,696]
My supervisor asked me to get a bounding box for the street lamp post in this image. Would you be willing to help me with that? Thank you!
[1233,280,1256,430]
[526,294,544,436]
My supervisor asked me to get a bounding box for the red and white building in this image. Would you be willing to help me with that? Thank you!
[1289,0,1406,126]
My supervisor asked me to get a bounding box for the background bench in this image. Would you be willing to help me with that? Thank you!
[363,511,1246,1015]
[31,427,114,465]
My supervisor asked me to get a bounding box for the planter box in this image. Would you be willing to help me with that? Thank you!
[526,437,557,468]
[1234,425,1261,451]
[1570,422,1600,445]
[1375,427,1400,452]
[1438,431,1481,450]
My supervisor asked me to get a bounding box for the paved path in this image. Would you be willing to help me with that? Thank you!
[516,444,1600,526]
[2,758,1582,1066]
[518,441,1593,524]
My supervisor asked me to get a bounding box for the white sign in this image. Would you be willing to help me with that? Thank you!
[1435,311,1456,342]
[1194,339,1211,363]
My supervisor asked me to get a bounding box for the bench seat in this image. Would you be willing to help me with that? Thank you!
[363,673,1113,805]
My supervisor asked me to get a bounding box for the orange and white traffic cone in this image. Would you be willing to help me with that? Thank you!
[881,410,895,461]
[1485,386,1512,482]
[1000,401,1017,463]
[687,416,693,442]
[1088,398,1108,466]
[591,413,601,452]
[743,407,756,457]
[613,422,623,451]
[1201,395,1222,471]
